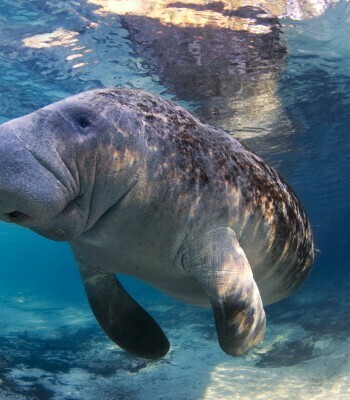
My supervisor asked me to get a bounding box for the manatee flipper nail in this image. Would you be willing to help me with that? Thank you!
[78,262,170,359]
[181,227,266,355]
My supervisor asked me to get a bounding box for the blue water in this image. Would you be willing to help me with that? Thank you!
[0,1,349,399]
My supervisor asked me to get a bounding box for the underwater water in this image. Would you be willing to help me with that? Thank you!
[0,0,349,398]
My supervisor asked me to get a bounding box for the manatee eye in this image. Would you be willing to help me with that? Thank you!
[8,211,23,218]
[77,114,92,128]
[5,211,28,221]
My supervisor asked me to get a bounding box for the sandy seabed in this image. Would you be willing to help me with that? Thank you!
[0,287,349,400]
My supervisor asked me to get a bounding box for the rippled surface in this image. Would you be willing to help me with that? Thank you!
[0,1,349,399]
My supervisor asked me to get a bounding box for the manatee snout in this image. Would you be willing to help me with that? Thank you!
[0,120,72,234]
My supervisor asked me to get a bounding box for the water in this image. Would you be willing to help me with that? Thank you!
[0,1,349,398]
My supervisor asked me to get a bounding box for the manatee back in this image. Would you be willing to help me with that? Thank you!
[94,89,314,301]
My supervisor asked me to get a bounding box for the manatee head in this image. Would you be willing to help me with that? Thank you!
[0,89,142,241]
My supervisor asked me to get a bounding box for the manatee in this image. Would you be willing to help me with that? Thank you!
[0,89,314,359]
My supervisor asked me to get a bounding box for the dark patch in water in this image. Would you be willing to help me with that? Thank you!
[300,300,350,340]
[0,360,55,400]
[256,338,317,368]
[267,292,350,342]
[0,354,9,368]
[24,382,55,400]
[0,321,165,392]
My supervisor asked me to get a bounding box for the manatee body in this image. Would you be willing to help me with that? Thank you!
[0,89,314,359]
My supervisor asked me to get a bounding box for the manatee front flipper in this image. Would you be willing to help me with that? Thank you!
[181,227,266,356]
[78,262,170,359]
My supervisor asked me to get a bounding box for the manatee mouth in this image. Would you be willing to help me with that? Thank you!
[4,211,29,223]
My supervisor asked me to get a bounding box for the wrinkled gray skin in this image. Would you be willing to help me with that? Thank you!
[0,89,314,359]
